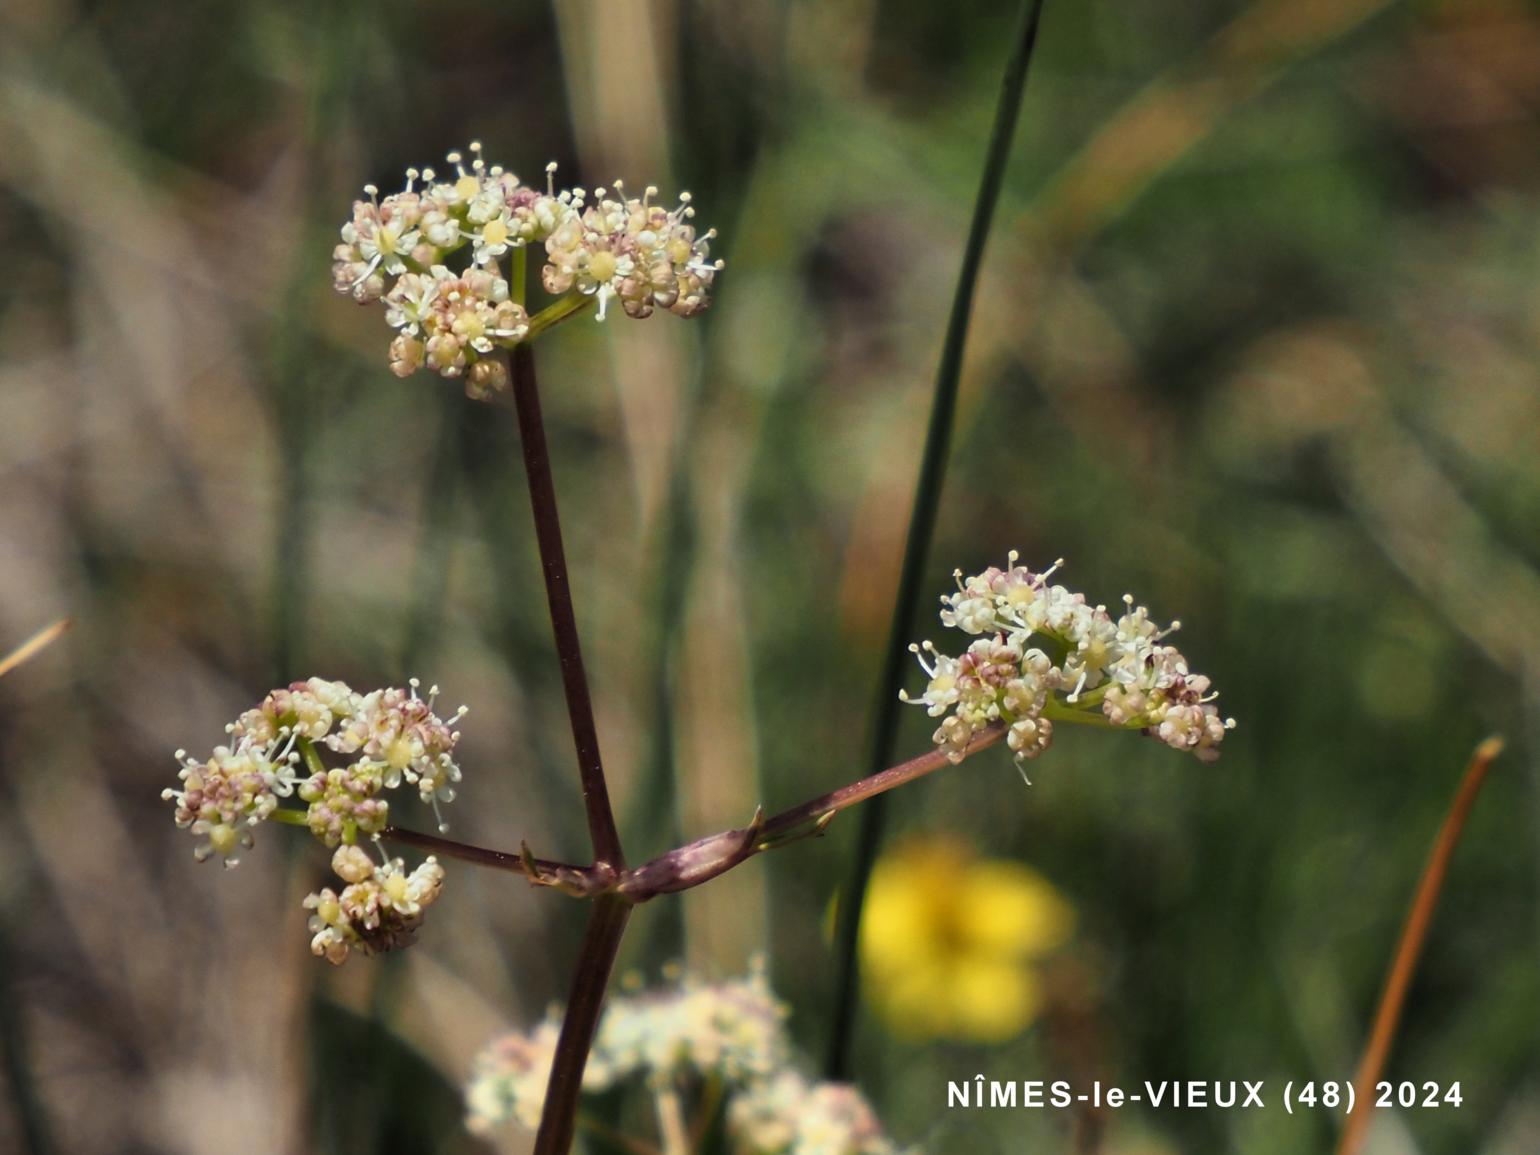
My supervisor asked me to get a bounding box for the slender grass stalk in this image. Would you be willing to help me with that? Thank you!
[631,375,701,960]
[271,353,312,685]
[827,0,1050,1080]
[509,345,626,870]
[268,191,336,684]
[0,924,54,1155]
[0,619,71,680]
[579,1116,662,1155]
[653,1083,691,1155]
[1335,735,1504,1155]
[402,388,466,673]
[533,895,633,1155]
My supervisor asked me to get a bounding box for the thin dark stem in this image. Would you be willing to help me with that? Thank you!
[377,823,530,870]
[533,895,632,1155]
[828,0,1050,1080]
[379,824,608,893]
[509,345,626,869]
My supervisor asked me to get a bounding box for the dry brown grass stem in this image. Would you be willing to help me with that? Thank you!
[1335,735,1505,1155]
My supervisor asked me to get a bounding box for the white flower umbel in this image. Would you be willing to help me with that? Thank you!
[542,181,722,321]
[593,961,789,1085]
[166,677,468,861]
[163,742,288,866]
[333,144,724,398]
[466,1016,565,1134]
[730,1071,905,1155]
[903,554,1235,764]
[465,961,909,1153]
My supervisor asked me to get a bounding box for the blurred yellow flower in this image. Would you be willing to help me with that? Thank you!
[860,836,1074,1042]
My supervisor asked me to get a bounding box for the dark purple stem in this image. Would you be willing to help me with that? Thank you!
[509,345,626,870]
[532,895,632,1155]
[380,825,611,896]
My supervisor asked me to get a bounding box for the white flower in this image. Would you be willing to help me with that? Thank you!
[330,679,467,829]
[332,146,724,395]
[466,963,907,1151]
[905,554,1234,763]
[169,677,468,859]
[542,180,722,321]
[162,742,290,866]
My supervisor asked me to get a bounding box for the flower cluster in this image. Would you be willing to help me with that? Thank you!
[903,554,1234,764]
[591,965,789,1086]
[466,963,907,1154]
[304,845,445,966]
[161,742,283,864]
[165,677,466,961]
[730,1072,897,1155]
[333,143,723,397]
[465,1018,564,1132]
[541,180,718,321]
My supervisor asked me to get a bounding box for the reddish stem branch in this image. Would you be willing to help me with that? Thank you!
[508,345,626,870]
[765,722,1006,840]
[620,723,1008,899]
[379,825,610,896]
[1335,735,1504,1155]
[367,724,1010,901]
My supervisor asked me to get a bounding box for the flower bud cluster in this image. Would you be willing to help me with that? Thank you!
[333,143,723,396]
[303,845,445,966]
[542,180,720,321]
[165,676,467,864]
[466,963,907,1153]
[903,554,1234,764]
[162,743,283,864]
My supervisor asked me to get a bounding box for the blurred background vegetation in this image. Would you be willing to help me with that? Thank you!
[1,0,1538,1152]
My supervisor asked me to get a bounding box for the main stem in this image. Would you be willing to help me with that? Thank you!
[827,0,1050,1080]
[510,345,626,869]
[533,895,632,1155]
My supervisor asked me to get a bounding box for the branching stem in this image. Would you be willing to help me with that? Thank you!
[275,722,1010,901]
